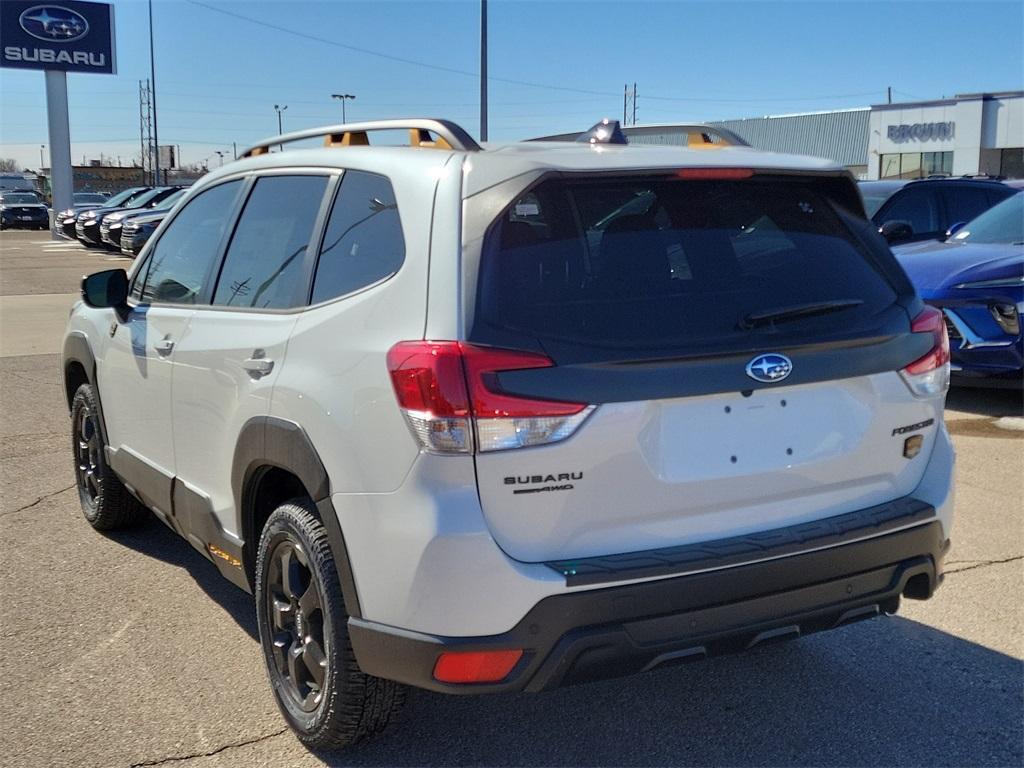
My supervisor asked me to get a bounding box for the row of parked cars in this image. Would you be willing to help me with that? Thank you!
[860,176,1023,387]
[54,185,188,255]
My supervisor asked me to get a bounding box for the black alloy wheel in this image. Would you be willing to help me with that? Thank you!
[264,537,329,712]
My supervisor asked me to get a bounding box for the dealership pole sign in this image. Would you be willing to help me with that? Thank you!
[1,1,115,73]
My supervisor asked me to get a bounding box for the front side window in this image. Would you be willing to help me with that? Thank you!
[877,187,940,234]
[139,180,241,304]
[311,170,405,304]
[211,175,328,309]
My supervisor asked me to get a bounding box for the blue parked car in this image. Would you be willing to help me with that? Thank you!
[893,193,1023,387]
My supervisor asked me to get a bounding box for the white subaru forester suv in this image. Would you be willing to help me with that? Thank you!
[63,118,955,749]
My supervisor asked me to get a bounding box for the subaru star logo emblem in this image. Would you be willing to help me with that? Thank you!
[746,353,793,383]
[19,5,89,42]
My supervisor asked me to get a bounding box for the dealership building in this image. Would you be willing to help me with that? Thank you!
[558,91,1023,181]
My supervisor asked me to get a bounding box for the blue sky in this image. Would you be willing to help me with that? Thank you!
[1,0,1021,170]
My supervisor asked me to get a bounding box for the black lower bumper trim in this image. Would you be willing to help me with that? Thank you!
[547,496,934,586]
[349,520,947,695]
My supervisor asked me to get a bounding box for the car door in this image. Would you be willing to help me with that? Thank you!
[170,172,333,547]
[98,179,244,522]
[874,185,943,243]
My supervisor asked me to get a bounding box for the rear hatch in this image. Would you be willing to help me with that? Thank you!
[459,170,945,564]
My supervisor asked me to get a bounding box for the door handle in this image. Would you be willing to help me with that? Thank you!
[242,357,274,376]
[154,338,175,356]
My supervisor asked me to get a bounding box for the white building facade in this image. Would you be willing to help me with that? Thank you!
[867,91,1023,179]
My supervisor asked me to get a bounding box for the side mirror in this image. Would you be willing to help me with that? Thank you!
[945,221,967,239]
[81,269,129,313]
[879,220,914,244]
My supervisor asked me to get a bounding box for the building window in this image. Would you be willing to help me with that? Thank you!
[880,151,953,179]
[1000,148,1024,179]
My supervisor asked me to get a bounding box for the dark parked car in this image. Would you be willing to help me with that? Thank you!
[63,187,150,240]
[873,177,1020,246]
[77,187,182,248]
[0,192,50,230]
[858,180,907,218]
[104,188,187,252]
[894,194,1023,387]
[53,192,112,238]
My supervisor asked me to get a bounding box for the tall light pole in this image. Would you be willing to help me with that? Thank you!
[331,94,355,123]
[480,0,488,141]
[148,0,160,185]
[39,144,46,171]
[274,104,288,150]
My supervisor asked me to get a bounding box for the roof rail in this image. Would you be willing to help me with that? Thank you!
[240,118,482,158]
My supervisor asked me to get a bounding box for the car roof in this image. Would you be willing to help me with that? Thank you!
[198,138,845,200]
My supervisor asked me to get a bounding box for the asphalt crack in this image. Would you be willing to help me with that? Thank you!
[945,555,1023,574]
[128,729,289,767]
[0,483,75,518]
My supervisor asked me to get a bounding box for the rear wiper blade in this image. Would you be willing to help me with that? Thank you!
[739,299,864,330]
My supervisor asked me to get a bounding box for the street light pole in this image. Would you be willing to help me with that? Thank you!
[274,104,288,150]
[148,0,160,185]
[331,93,355,123]
[480,0,488,142]
[39,144,45,170]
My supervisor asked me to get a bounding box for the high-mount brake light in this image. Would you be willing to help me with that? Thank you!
[899,306,950,397]
[674,168,754,180]
[387,341,593,454]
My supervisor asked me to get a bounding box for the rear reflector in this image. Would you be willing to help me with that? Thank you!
[674,167,753,180]
[387,341,593,454]
[433,649,523,684]
[899,306,950,397]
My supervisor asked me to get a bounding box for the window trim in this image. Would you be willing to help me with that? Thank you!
[304,167,408,310]
[205,169,339,313]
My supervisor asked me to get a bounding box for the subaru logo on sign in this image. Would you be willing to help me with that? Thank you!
[19,5,89,42]
[746,354,793,383]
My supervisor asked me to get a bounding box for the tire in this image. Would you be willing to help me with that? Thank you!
[255,499,406,749]
[71,383,144,530]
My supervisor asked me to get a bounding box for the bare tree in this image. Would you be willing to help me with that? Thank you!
[0,158,20,173]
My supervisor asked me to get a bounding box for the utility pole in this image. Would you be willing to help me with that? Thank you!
[623,84,628,124]
[887,86,892,104]
[331,93,355,123]
[274,104,288,150]
[479,0,488,141]
[632,82,637,126]
[139,79,153,184]
[39,145,45,170]
[148,0,160,185]
[232,142,237,160]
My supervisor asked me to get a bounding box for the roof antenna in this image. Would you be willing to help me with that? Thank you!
[577,119,628,145]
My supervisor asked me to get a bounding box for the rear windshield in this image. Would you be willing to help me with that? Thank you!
[473,175,899,362]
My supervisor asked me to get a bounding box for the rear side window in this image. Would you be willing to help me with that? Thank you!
[212,175,328,309]
[941,186,996,226]
[877,187,940,234]
[311,170,404,304]
[138,180,242,304]
[473,176,899,362]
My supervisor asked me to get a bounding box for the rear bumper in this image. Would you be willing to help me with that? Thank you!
[349,518,948,694]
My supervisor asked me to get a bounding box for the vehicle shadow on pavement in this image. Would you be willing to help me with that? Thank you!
[105,515,258,641]
[328,617,1022,767]
[946,386,1023,418]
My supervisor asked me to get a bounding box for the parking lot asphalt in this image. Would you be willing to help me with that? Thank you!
[0,228,1021,768]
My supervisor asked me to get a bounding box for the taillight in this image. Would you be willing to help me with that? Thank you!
[433,649,523,684]
[387,341,593,454]
[899,306,950,397]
